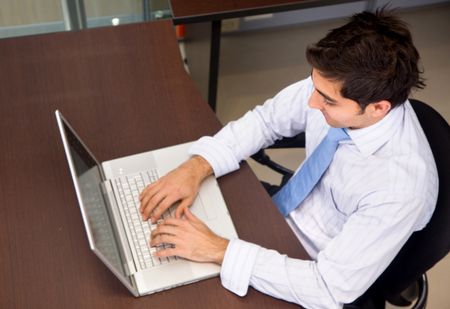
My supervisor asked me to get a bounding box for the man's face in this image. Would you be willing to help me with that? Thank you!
[309,69,373,129]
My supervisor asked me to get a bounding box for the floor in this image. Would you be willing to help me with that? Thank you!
[208,4,450,309]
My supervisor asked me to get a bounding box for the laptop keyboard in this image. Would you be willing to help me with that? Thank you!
[114,169,178,270]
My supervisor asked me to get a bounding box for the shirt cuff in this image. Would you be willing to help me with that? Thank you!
[220,238,261,296]
[188,136,240,177]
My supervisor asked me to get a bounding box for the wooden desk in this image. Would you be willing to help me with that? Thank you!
[170,0,363,111]
[0,20,308,308]
[170,0,361,23]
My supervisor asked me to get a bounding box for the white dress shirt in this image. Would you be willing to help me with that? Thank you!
[189,77,438,309]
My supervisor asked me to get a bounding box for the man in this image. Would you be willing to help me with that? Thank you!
[139,9,438,309]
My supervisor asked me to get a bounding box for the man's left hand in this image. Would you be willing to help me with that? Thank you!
[150,208,229,265]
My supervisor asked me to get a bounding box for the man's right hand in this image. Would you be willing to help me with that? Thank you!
[139,155,213,223]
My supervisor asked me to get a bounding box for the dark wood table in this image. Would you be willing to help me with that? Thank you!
[0,20,308,308]
[170,0,364,111]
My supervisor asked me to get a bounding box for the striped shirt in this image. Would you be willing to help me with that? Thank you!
[189,77,438,309]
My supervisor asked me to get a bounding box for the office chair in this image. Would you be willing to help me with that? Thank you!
[251,99,450,308]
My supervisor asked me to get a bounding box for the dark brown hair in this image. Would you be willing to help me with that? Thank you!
[306,8,425,109]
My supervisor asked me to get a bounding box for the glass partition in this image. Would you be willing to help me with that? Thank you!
[0,0,171,39]
[0,0,65,38]
[84,0,171,29]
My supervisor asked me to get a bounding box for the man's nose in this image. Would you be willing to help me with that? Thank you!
[308,90,323,110]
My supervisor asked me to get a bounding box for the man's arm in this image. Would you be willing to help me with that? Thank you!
[150,208,229,264]
[140,77,313,222]
[149,192,431,309]
[220,194,431,308]
[139,155,212,223]
[189,78,313,178]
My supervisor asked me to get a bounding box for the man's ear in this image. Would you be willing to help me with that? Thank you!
[368,100,391,118]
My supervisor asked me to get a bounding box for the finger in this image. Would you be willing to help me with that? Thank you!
[150,221,182,244]
[151,224,178,239]
[139,183,152,200]
[141,191,167,221]
[151,195,180,223]
[150,233,177,247]
[184,207,201,223]
[139,182,162,213]
[139,179,160,201]
[159,217,183,227]
[140,179,166,208]
[175,199,191,219]
[153,247,179,258]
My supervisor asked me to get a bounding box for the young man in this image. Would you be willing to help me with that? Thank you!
[139,9,438,309]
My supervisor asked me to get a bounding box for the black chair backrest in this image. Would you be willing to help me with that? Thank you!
[372,99,450,298]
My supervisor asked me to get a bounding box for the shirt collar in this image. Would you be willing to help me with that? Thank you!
[345,102,405,157]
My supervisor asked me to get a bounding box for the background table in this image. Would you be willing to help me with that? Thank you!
[0,20,308,308]
[170,0,364,110]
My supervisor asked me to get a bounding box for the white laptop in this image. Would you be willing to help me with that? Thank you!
[55,110,237,297]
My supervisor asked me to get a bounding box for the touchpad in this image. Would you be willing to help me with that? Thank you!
[191,194,217,221]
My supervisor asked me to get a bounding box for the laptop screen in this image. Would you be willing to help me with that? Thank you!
[59,115,129,282]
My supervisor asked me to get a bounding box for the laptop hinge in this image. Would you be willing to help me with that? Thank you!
[100,181,137,276]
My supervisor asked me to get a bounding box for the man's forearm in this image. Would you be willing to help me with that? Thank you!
[188,155,214,182]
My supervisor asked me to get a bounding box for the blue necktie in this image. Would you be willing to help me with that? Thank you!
[272,127,350,216]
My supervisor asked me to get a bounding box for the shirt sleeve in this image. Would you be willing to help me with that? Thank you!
[220,193,431,309]
[189,77,314,177]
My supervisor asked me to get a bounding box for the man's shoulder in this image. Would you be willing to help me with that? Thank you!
[292,76,314,92]
[276,76,314,99]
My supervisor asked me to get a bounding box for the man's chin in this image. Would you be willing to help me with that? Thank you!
[323,117,338,128]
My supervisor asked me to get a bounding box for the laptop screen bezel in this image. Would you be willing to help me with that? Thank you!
[55,110,137,295]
